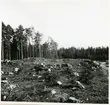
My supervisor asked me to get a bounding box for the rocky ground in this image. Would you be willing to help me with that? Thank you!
[1,58,109,103]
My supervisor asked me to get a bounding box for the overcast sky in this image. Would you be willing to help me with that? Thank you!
[0,0,110,48]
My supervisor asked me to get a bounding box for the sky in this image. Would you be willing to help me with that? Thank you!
[0,0,110,48]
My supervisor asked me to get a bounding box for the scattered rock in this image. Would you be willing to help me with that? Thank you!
[9,84,16,90]
[15,67,19,72]
[68,97,80,103]
[42,79,45,82]
[41,63,46,67]
[1,80,8,84]
[86,98,89,101]
[50,66,53,69]
[38,75,42,78]
[33,73,36,77]
[72,87,77,90]
[76,81,85,89]
[48,68,51,72]
[1,71,4,75]
[74,72,79,77]
[93,61,100,66]
[57,81,62,85]
[9,72,14,75]
[3,95,7,100]
[14,67,21,74]
[51,89,57,95]
[78,63,81,66]
[67,64,73,69]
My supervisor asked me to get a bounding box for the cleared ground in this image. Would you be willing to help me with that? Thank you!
[1,58,109,103]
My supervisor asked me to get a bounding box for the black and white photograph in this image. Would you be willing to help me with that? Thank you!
[0,0,109,104]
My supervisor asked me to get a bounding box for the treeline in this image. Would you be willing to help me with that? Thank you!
[58,47,108,61]
[2,22,58,60]
[1,22,108,61]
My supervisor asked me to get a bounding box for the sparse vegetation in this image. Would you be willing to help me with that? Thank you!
[1,58,108,103]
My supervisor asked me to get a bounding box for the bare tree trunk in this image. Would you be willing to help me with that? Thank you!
[49,50,51,58]
[27,44,28,58]
[19,49,20,60]
[17,51,18,60]
[39,44,41,58]
[36,46,37,57]
[28,47,29,58]
[41,46,43,58]
[9,43,11,60]
[55,50,58,59]
[1,41,4,61]
[17,43,19,60]
[30,44,31,58]
[28,45,30,58]
[33,45,34,58]
[21,40,23,60]
[29,38,31,58]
